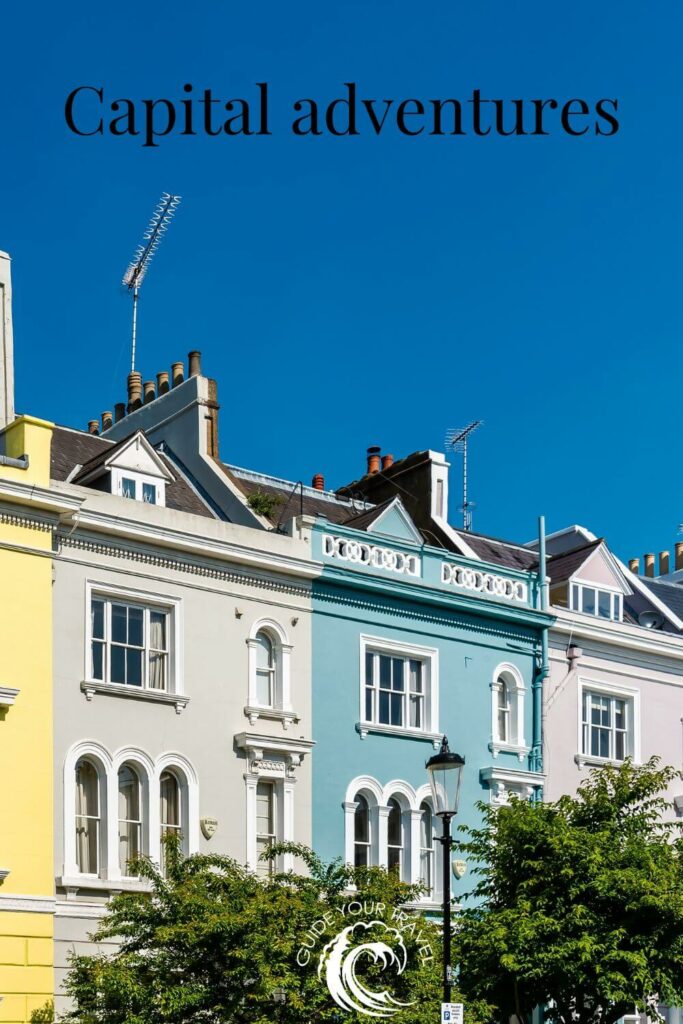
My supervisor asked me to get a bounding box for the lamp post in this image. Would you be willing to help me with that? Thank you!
[426,735,465,1004]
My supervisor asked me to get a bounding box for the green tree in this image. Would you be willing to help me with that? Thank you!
[63,839,489,1024]
[455,758,683,1024]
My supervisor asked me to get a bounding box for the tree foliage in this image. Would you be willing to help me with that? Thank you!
[455,758,683,1024]
[63,839,489,1024]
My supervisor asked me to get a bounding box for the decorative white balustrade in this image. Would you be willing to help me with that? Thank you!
[323,535,421,577]
[441,562,528,603]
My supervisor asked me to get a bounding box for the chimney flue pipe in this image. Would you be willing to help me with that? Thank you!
[659,550,670,576]
[188,350,201,377]
[366,446,381,475]
[676,542,683,571]
[127,371,143,412]
[101,411,113,431]
[312,473,325,491]
[114,402,126,423]
[143,380,156,404]
[381,453,394,471]
[171,361,184,388]
[156,371,169,395]
[87,420,99,435]
[628,558,639,575]
[644,553,655,578]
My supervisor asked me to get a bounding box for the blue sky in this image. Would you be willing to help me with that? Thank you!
[1,1,681,563]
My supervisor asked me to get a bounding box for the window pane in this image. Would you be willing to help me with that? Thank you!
[149,652,166,691]
[570,584,580,610]
[387,800,402,845]
[128,607,144,648]
[614,699,626,730]
[598,591,611,619]
[150,611,166,650]
[583,588,596,615]
[142,483,156,504]
[256,669,272,706]
[419,803,432,847]
[76,761,98,816]
[354,796,369,842]
[126,648,143,686]
[409,693,422,728]
[379,690,390,724]
[354,843,369,868]
[379,655,391,688]
[91,600,104,640]
[409,660,422,693]
[365,651,374,684]
[388,847,401,871]
[121,477,136,499]
[118,766,141,875]
[160,772,180,827]
[391,659,405,691]
[390,692,403,727]
[615,731,626,761]
[91,641,104,680]
[365,686,373,721]
[255,633,273,669]
[75,761,99,874]
[111,645,126,684]
[112,604,127,644]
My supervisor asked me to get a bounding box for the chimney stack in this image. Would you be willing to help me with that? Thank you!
[366,446,381,475]
[628,558,639,575]
[312,473,325,491]
[171,361,184,388]
[188,350,201,377]
[381,453,394,471]
[127,371,143,412]
[0,251,15,430]
[156,371,169,395]
[659,550,670,576]
[87,420,99,436]
[644,553,655,578]
[101,411,113,432]
[143,380,156,404]
[114,402,126,423]
[676,542,683,571]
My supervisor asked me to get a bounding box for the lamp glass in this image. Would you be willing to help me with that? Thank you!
[426,738,465,817]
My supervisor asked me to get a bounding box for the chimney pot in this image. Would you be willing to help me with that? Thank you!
[659,550,670,576]
[366,446,381,475]
[381,453,394,471]
[143,380,156,404]
[156,371,169,395]
[628,558,639,575]
[101,411,113,431]
[644,553,655,578]
[127,371,143,412]
[114,402,126,423]
[676,542,683,571]
[312,473,325,491]
[171,361,184,388]
[188,350,201,377]
[87,420,99,435]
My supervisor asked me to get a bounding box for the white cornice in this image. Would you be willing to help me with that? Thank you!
[0,893,55,914]
[63,508,321,581]
[0,687,19,707]
[0,478,82,515]
[235,732,315,756]
[551,609,683,659]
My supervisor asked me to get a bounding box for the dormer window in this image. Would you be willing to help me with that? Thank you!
[121,477,136,500]
[142,483,157,504]
[73,431,172,509]
[570,583,622,622]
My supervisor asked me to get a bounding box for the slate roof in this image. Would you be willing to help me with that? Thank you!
[546,539,603,584]
[460,532,539,572]
[224,466,372,526]
[339,498,398,533]
[50,426,215,519]
[640,579,683,621]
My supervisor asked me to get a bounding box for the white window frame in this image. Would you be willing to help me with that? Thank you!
[489,662,529,761]
[62,742,198,887]
[110,467,166,507]
[575,677,640,768]
[569,579,623,623]
[358,635,440,743]
[82,581,186,711]
[245,618,295,728]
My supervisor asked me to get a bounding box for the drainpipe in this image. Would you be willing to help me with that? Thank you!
[0,453,28,469]
[530,515,549,781]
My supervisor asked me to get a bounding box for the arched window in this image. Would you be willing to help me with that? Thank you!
[75,759,100,875]
[255,631,275,707]
[160,770,181,875]
[419,801,435,889]
[497,679,510,742]
[387,798,403,875]
[354,794,371,867]
[118,764,142,876]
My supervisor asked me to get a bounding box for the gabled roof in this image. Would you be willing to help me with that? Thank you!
[546,539,604,584]
[50,426,215,519]
[224,464,374,526]
[639,579,683,623]
[73,430,173,485]
[457,531,539,572]
[344,496,424,545]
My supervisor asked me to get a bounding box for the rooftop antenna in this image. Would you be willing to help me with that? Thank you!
[445,420,483,532]
[122,192,182,373]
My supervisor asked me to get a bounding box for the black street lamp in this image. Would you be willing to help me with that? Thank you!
[426,735,465,1004]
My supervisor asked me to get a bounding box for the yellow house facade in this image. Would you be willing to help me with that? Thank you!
[0,414,57,1022]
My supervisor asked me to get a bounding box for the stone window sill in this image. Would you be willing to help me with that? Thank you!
[244,705,298,729]
[574,753,636,769]
[489,741,531,763]
[57,875,152,894]
[356,721,442,748]
[81,680,189,714]
[0,686,19,708]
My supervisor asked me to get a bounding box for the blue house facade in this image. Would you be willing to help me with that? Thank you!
[310,469,553,905]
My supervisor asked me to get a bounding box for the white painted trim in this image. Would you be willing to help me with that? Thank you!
[0,894,55,913]
[84,579,183,698]
[63,741,113,880]
[365,497,424,545]
[491,662,526,750]
[356,721,442,747]
[359,634,439,737]
[0,686,19,707]
[576,676,641,765]
[479,766,544,805]
[246,617,293,717]
[80,679,189,713]
[154,752,200,860]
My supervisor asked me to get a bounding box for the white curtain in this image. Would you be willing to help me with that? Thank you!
[148,611,166,690]
[75,760,99,874]
[118,765,141,874]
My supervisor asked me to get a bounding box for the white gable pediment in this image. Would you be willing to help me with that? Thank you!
[366,497,423,545]
[105,432,173,482]
[572,544,631,596]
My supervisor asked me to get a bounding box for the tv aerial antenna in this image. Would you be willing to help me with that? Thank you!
[445,420,483,532]
[122,192,182,373]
